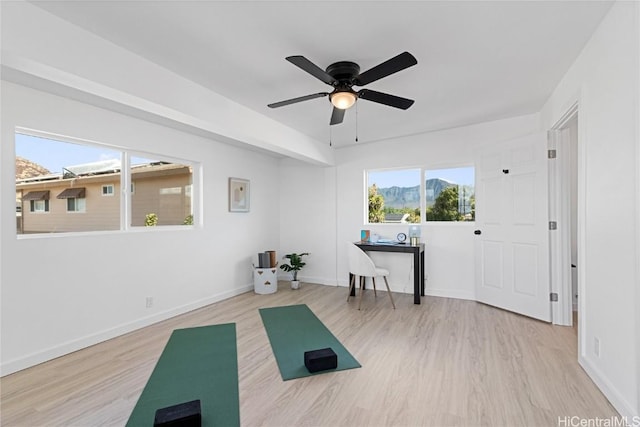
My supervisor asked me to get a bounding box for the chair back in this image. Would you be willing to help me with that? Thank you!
[347,242,378,277]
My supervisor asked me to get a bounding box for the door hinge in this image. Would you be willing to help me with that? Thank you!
[549,221,557,230]
[548,149,557,159]
[550,293,558,302]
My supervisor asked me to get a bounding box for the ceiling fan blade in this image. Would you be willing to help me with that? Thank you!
[353,52,417,86]
[268,92,329,108]
[286,56,337,85]
[358,89,415,110]
[330,107,346,125]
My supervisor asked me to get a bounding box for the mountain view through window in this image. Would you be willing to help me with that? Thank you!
[368,167,474,223]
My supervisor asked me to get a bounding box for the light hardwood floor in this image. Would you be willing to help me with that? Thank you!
[1,283,619,426]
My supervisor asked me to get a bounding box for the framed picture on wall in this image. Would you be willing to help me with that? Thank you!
[229,177,250,212]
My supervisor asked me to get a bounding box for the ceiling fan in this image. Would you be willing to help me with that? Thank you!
[268,52,417,126]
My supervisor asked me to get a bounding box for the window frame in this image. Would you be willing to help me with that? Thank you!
[66,197,86,213]
[424,164,476,223]
[30,199,49,213]
[366,167,422,225]
[365,163,475,225]
[127,150,197,229]
[102,184,115,196]
[15,128,200,238]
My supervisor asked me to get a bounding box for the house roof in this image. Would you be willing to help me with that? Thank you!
[64,159,121,177]
[16,162,190,189]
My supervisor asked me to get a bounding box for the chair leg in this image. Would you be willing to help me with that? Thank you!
[347,274,356,302]
[358,276,366,310]
[372,277,377,297]
[383,276,396,309]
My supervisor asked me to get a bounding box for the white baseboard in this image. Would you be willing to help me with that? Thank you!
[578,354,638,421]
[0,285,253,376]
[297,275,339,287]
[300,276,477,302]
[423,287,476,301]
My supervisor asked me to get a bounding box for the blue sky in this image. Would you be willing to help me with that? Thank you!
[16,133,119,173]
[16,133,153,173]
[368,166,474,188]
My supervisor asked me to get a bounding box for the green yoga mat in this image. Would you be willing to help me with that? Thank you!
[259,304,361,380]
[126,323,239,427]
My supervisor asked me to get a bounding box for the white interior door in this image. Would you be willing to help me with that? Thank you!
[474,133,551,322]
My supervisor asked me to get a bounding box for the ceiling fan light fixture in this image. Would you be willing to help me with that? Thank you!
[269,52,417,126]
[330,91,357,110]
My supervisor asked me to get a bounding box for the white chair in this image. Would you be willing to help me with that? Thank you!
[346,242,396,310]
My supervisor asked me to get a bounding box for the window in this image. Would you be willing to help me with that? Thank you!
[15,131,198,235]
[30,200,49,212]
[57,187,87,213]
[66,197,86,212]
[425,166,475,222]
[367,168,420,223]
[102,184,114,196]
[22,191,50,213]
[366,166,475,224]
[130,157,193,227]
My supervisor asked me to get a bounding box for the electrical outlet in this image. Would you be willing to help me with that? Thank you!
[594,337,600,357]
[146,297,154,308]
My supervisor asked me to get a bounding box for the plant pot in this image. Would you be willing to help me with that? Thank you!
[291,280,300,290]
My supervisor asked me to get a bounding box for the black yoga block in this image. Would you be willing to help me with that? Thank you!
[304,347,338,373]
[154,399,201,427]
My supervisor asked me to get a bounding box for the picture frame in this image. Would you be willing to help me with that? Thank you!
[229,177,250,212]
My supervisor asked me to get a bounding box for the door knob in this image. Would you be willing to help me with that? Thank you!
[474,230,482,235]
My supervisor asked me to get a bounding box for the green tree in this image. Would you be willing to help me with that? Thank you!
[409,207,421,223]
[368,184,385,223]
[426,186,463,221]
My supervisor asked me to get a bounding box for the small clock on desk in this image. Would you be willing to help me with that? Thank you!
[396,232,407,243]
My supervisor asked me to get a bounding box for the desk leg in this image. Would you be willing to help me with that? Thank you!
[349,273,356,297]
[420,250,425,296]
[413,250,421,305]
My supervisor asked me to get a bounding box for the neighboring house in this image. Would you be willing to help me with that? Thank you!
[384,213,410,223]
[16,160,192,234]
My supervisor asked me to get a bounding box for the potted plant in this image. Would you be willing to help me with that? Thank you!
[279,252,309,289]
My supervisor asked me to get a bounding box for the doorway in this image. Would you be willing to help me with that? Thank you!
[549,104,579,327]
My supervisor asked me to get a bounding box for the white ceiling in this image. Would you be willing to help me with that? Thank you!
[31,1,613,148]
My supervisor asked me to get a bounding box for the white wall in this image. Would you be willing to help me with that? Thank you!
[0,81,281,374]
[540,0,639,418]
[278,160,337,285]
[281,114,540,299]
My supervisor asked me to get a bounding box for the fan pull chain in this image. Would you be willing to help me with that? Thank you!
[329,123,332,147]
[355,102,359,143]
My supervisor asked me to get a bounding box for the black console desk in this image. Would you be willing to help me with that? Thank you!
[352,242,425,305]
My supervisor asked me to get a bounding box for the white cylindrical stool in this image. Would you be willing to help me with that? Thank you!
[254,267,278,294]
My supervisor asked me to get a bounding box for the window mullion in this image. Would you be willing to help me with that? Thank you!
[122,152,130,231]
[420,168,425,223]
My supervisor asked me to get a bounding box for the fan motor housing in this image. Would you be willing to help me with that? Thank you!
[326,61,360,84]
